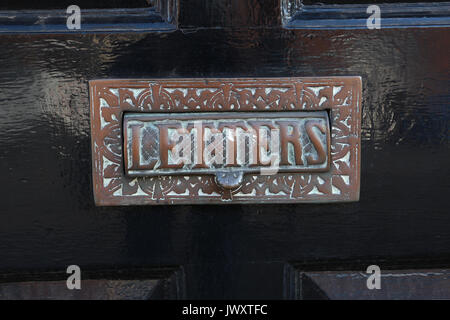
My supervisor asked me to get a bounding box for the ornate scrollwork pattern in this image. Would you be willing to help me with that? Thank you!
[90,78,361,205]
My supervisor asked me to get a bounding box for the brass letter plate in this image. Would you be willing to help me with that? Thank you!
[89,77,361,205]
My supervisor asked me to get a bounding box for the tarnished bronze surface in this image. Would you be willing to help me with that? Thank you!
[89,77,361,205]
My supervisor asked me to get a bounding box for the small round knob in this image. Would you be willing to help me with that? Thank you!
[215,171,244,190]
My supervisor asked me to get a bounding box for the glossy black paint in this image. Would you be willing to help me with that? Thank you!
[0,0,449,299]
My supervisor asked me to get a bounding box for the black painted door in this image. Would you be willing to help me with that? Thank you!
[0,0,449,299]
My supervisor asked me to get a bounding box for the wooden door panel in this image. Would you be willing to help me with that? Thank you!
[285,264,450,299]
[0,0,448,298]
[0,267,185,299]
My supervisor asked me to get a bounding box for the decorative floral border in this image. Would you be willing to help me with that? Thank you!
[89,77,361,205]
